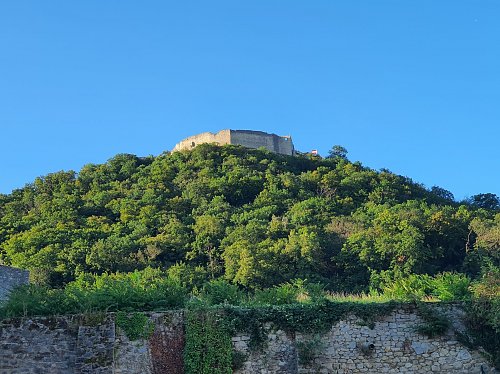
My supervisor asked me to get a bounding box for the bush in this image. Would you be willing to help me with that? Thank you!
[461,267,500,369]
[431,272,471,301]
[371,271,472,302]
[251,279,326,305]
[297,335,324,366]
[231,350,247,371]
[66,268,188,312]
[0,267,188,319]
[199,279,243,305]
[167,263,209,291]
[29,267,60,287]
[371,271,434,301]
[252,283,300,305]
[0,285,76,319]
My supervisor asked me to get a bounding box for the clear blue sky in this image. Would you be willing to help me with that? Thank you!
[1,1,499,200]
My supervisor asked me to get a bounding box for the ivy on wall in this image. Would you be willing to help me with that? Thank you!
[224,300,399,349]
[112,301,498,372]
[184,307,233,374]
[115,312,154,341]
[181,300,400,373]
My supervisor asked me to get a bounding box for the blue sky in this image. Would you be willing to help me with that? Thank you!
[1,1,499,199]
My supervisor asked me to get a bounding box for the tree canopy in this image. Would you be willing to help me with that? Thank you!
[0,144,498,291]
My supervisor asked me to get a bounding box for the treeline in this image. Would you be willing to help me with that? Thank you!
[0,144,498,292]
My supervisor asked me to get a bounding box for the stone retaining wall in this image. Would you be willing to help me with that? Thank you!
[0,307,496,374]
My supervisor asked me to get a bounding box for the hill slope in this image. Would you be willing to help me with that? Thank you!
[0,144,498,290]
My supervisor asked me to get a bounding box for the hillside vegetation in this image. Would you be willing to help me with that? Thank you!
[0,144,498,292]
[1,144,499,366]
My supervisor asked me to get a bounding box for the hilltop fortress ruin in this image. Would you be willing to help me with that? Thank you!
[172,129,295,156]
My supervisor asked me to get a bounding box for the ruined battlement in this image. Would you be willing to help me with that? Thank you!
[172,129,295,156]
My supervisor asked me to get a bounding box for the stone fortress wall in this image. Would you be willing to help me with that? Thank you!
[0,265,29,302]
[172,129,232,153]
[231,130,294,155]
[0,306,496,374]
[172,129,295,156]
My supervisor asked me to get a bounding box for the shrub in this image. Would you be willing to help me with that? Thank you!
[415,303,450,338]
[199,279,243,306]
[252,283,299,305]
[462,267,500,369]
[297,335,324,366]
[0,285,75,319]
[66,268,188,312]
[167,263,209,291]
[251,279,326,305]
[371,271,434,301]
[431,272,471,301]
[0,268,188,318]
[371,271,472,302]
[231,350,247,371]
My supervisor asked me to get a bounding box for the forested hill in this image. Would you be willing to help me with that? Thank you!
[0,144,498,291]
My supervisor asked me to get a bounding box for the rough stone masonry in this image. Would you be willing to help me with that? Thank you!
[0,265,29,302]
[0,306,496,374]
[172,129,295,156]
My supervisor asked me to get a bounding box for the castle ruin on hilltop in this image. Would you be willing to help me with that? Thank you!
[172,129,295,156]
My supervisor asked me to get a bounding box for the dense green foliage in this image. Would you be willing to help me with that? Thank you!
[460,268,500,368]
[371,271,472,301]
[185,308,232,374]
[0,144,498,366]
[0,268,470,319]
[0,267,497,368]
[0,144,498,292]
[0,268,186,319]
